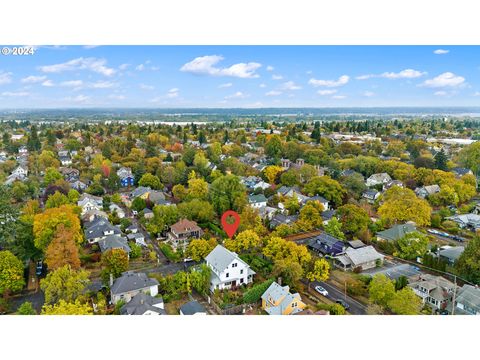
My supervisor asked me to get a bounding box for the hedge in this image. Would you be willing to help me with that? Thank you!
[242,279,274,304]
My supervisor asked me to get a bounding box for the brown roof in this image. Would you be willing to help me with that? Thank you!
[170,219,201,234]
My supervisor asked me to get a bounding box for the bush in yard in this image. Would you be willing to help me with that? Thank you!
[129,242,142,259]
[242,279,274,304]
[16,301,36,315]
[159,244,181,262]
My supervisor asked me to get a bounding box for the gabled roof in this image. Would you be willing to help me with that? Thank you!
[131,186,151,198]
[377,223,417,242]
[344,246,384,267]
[98,235,131,253]
[120,293,165,315]
[249,194,267,203]
[439,246,464,261]
[205,245,253,275]
[170,218,201,234]
[456,285,480,309]
[85,219,121,240]
[261,281,304,315]
[111,271,159,295]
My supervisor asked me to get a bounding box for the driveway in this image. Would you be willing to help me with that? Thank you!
[311,280,367,315]
[9,290,45,314]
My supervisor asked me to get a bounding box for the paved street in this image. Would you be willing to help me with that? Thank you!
[312,280,367,315]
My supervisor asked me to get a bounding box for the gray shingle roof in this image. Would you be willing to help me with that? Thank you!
[111,271,159,295]
[439,246,464,262]
[180,300,206,315]
[206,245,248,274]
[344,246,384,267]
[376,223,417,242]
[120,293,165,315]
[98,235,131,253]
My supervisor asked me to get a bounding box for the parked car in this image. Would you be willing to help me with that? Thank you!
[335,299,350,310]
[35,260,43,276]
[314,285,328,297]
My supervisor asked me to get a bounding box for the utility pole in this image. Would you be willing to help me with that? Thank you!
[344,280,347,302]
[451,274,457,316]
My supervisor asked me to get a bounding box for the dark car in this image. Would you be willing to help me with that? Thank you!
[35,260,43,276]
[336,299,350,310]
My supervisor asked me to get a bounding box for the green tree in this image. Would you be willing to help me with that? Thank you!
[434,149,448,171]
[41,300,93,315]
[455,236,480,284]
[264,135,283,158]
[388,287,422,315]
[324,217,346,240]
[305,258,330,284]
[45,191,70,209]
[43,167,62,186]
[336,204,370,238]
[40,265,90,305]
[186,238,217,261]
[131,196,147,212]
[303,176,346,207]
[368,274,395,307]
[16,301,36,315]
[138,173,162,190]
[210,174,247,214]
[224,230,261,253]
[0,250,25,295]
[0,186,19,247]
[101,249,129,284]
[378,187,432,226]
[394,231,429,260]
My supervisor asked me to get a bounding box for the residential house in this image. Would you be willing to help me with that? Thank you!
[439,246,464,266]
[126,224,139,234]
[59,167,80,182]
[98,235,131,255]
[81,209,108,223]
[205,245,255,292]
[127,232,146,246]
[408,274,457,311]
[70,180,87,192]
[308,233,345,256]
[451,167,473,177]
[376,223,417,242]
[84,218,122,243]
[143,208,154,219]
[261,281,306,315]
[415,185,441,199]
[78,193,103,215]
[110,271,159,304]
[11,165,28,178]
[117,167,135,187]
[167,219,203,251]
[362,189,380,204]
[446,214,480,230]
[453,285,480,315]
[18,146,28,155]
[321,209,336,225]
[348,240,366,249]
[120,293,165,315]
[109,203,126,218]
[366,173,392,187]
[179,300,207,315]
[248,194,267,209]
[269,213,298,229]
[334,246,384,271]
[131,186,151,199]
[383,180,403,191]
[59,155,72,166]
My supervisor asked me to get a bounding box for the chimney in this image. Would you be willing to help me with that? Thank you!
[109,273,114,287]
[277,277,282,286]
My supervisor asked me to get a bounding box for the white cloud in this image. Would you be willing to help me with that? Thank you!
[42,80,55,87]
[180,55,261,78]
[421,72,465,88]
[357,69,425,80]
[272,74,283,80]
[140,84,154,90]
[108,94,126,100]
[474,92,480,97]
[380,69,426,79]
[259,83,267,88]
[91,81,116,89]
[135,64,145,71]
[332,95,346,99]
[218,82,233,88]
[363,91,375,97]
[434,91,448,96]
[434,49,449,55]
[1,91,29,97]
[119,63,130,70]
[0,72,13,85]
[280,81,301,91]
[83,45,100,49]
[224,91,249,99]
[21,75,47,84]
[309,75,349,87]
[64,94,90,103]
[39,57,115,76]
[61,80,83,88]
[265,90,282,96]
[317,89,337,96]
[166,88,179,98]
[266,66,274,71]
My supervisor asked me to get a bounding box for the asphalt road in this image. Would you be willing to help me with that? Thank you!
[312,280,367,315]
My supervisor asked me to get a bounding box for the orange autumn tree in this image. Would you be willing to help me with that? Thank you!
[45,224,81,270]
[33,205,83,252]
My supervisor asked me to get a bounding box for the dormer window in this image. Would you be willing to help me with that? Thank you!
[232,263,237,268]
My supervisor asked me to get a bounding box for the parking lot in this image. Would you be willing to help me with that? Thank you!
[362,260,421,280]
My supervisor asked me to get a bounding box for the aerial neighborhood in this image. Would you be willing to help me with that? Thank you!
[1,114,480,316]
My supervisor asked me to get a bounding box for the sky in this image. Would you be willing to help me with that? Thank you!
[0,45,479,108]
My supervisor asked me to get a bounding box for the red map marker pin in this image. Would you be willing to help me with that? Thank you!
[221,210,240,238]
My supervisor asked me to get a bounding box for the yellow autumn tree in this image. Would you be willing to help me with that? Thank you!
[378,187,432,226]
[45,224,81,270]
[263,165,284,185]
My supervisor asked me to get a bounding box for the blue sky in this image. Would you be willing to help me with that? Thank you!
[0,45,479,108]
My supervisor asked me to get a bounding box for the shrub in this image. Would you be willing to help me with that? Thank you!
[242,279,274,304]
[159,244,181,262]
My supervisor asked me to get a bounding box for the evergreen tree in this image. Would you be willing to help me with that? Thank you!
[434,149,448,171]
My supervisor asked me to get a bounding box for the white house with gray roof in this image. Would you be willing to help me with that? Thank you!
[205,245,255,292]
[334,245,384,271]
[454,285,480,315]
[120,293,165,315]
[110,271,159,304]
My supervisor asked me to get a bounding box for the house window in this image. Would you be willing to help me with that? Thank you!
[226,273,229,278]
[240,278,244,284]
[292,302,297,308]
[232,263,237,268]
[240,269,243,274]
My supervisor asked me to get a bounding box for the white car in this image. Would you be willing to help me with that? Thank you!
[314,285,328,297]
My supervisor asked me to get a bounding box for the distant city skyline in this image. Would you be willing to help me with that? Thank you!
[0,46,479,108]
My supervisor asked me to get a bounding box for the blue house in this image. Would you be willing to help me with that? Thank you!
[117,167,135,187]
[308,232,345,256]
